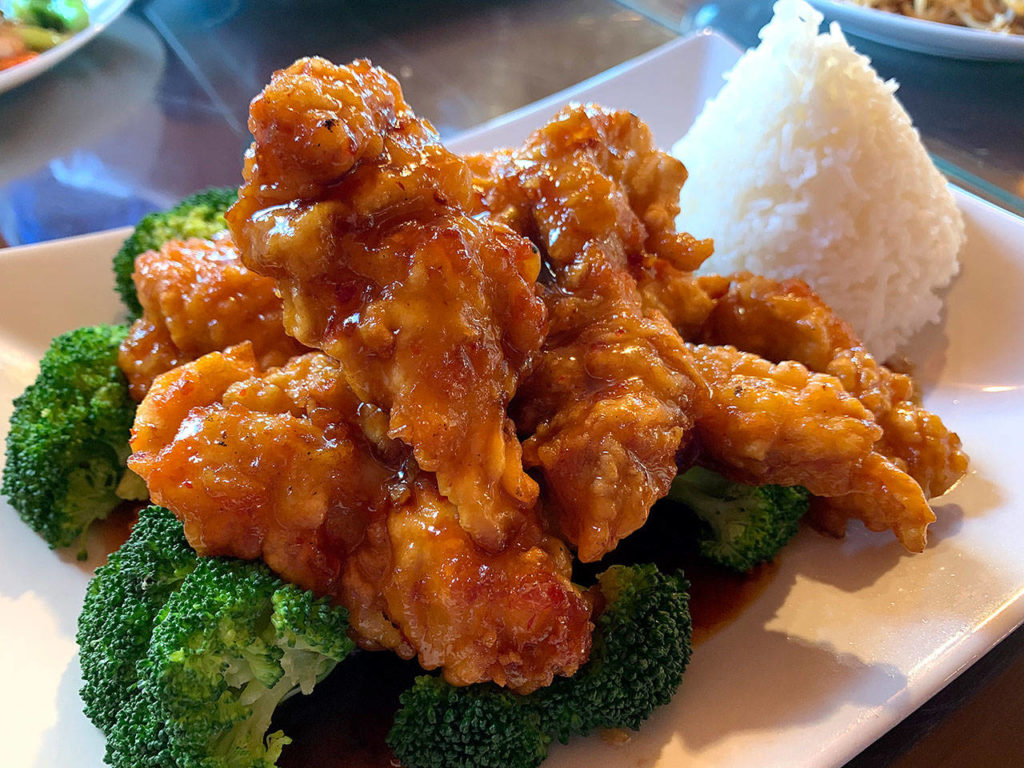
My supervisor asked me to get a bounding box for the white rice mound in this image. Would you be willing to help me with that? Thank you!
[673,0,964,361]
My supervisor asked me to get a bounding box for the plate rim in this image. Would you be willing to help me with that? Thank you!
[448,29,744,152]
[808,0,1024,60]
[0,0,136,94]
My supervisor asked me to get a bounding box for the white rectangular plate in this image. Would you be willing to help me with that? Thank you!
[2,30,1023,768]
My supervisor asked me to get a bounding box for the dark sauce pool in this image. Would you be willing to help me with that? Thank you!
[274,651,415,768]
[75,502,140,567]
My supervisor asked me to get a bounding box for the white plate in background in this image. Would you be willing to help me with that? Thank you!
[0,0,135,94]
[808,0,1024,60]
[2,30,1024,768]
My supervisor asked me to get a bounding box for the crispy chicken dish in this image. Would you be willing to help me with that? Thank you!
[122,57,968,697]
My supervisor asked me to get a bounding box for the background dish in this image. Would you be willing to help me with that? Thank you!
[2,31,1024,767]
[808,0,1024,60]
[0,0,134,94]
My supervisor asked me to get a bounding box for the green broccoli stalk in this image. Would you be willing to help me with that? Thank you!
[668,466,810,572]
[103,556,355,767]
[2,324,143,552]
[386,563,692,768]
[114,187,238,319]
[77,505,198,734]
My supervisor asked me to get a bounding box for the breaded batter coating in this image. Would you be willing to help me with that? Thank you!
[470,105,712,275]
[118,236,305,400]
[635,259,721,341]
[380,478,592,692]
[129,345,391,596]
[129,345,592,692]
[472,105,708,562]
[337,484,592,693]
[826,351,966,499]
[515,279,705,563]
[687,343,936,551]
[471,106,719,340]
[696,272,860,370]
[228,57,546,554]
[698,273,968,499]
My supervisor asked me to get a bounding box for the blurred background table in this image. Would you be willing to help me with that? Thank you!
[0,0,1021,765]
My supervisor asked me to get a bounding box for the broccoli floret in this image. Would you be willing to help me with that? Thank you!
[114,187,237,318]
[103,686,177,768]
[103,556,355,767]
[668,466,810,572]
[2,324,142,552]
[533,564,692,741]
[390,676,550,768]
[13,0,89,32]
[386,564,692,768]
[77,505,197,734]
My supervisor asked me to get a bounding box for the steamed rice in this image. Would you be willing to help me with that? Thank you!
[673,0,964,361]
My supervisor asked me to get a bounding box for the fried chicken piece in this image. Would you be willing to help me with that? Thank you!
[808,476,935,550]
[337,483,593,693]
[227,57,547,553]
[473,105,708,562]
[118,236,306,400]
[129,345,592,691]
[826,349,966,497]
[379,477,591,692]
[635,258,722,340]
[696,272,868,369]
[514,270,707,563]
[697,273,968,499]
[469,104,710,274]
[470,104,719,343]
[129,345,395,596]
[131,345,412,653]
[688,343,935,551]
